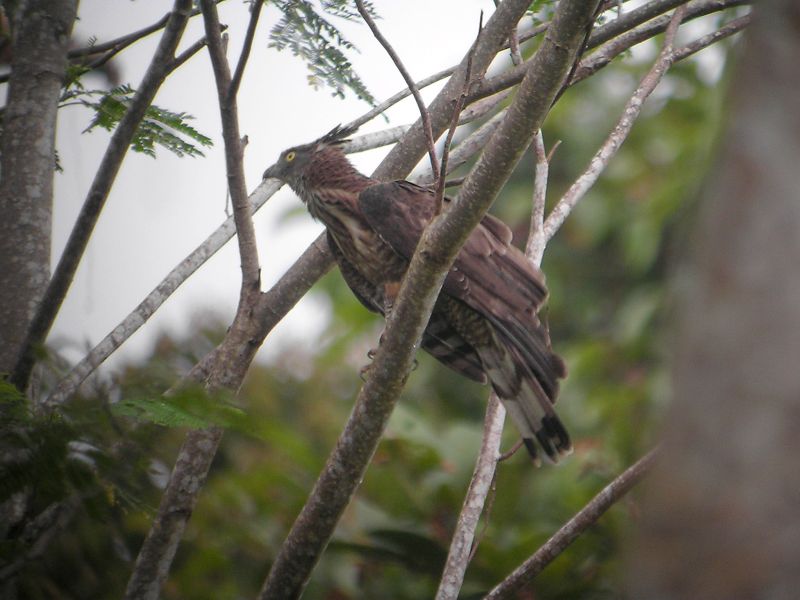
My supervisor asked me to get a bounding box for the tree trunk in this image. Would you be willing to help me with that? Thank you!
[0,0,78,374]
[629,1,800,597]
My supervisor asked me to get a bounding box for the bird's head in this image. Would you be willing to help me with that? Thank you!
[262,124,359,192]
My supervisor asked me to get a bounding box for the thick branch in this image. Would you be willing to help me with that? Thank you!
[486,449,658,599]
[259,2,599,598]
[9,0,193,391]
[0,0,77,375]
[123,427,224,600]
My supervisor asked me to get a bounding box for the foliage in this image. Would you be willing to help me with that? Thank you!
[61,83,213,159]
[268,0,377,104]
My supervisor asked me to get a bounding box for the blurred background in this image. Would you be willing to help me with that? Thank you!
[4,1,742,597]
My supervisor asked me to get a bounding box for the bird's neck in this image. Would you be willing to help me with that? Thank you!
[294,147,373,222]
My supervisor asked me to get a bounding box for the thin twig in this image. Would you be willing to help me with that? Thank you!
[469,0,749,104]
[544,5,688,241]
[415,109,506,186]
[170,30,224,73]
[525,131,550,266]
[436,13,483,213]
[355,0,439,182]
[485,448,659,599]
[228,0,263,101]
[497,439,524,462]
[345,66,456,130]
[671,13,751,62]
[9,0,194,393]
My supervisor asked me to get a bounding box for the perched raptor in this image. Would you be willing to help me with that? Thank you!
[263,125,571,464]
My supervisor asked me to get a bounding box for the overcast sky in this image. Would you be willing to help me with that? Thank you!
[51,0,493,373]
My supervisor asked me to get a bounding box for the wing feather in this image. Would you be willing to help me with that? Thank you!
[358,181,562,395]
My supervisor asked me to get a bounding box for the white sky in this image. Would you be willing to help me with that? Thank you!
[51,0,494,372]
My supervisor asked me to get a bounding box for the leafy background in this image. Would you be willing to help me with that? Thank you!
[1,10,736,600]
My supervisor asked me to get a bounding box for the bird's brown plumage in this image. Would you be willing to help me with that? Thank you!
[263,125,571,463]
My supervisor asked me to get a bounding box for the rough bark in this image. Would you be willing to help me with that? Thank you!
[8,0,193,390]
[0,0,77,374]
[629,1,800,597]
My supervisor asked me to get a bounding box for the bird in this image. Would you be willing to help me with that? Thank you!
[263,125,571,464]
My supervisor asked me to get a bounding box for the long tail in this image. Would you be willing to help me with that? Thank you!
[483,339,572,465]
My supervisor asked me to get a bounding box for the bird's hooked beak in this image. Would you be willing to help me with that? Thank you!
[262,163,280,181]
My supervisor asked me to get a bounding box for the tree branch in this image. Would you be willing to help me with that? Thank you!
[228,0,262,102]
[355,0,439,184]
[485,448,658,599]
[9,0,193,392]
[123,2,261,596]
[470,0,749,103]
[373,0,535,180]
[198,0,260,288]
[0,0,78,375]
[435,394,506,600]
[544,5,687,240]
[525,131,553,271]
[258,2,599,598]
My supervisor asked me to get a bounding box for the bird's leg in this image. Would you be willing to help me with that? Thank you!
[360,281,417,380]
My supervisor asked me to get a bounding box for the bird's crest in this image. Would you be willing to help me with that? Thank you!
[314,123,359,147]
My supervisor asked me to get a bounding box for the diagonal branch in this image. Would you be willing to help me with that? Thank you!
[485,448,659,599]
[544,5,688,240]
[258,2,600,598]
[228,0,263,101]
[355,0,439,183]
[9,0,193,393]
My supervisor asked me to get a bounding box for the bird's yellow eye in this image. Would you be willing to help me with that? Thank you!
[285,151,296,162]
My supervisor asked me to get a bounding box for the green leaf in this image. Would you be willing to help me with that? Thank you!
[269,0,377,104]
[74,84,213,158]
